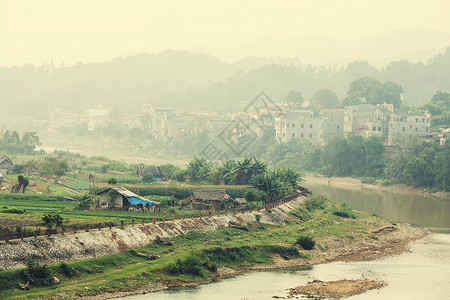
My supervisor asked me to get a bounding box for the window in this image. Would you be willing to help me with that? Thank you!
[292,133,295,137]
[378,126,381,131]
[301,133,304,138]
[416,118,418,122]
[301,124,304,128]
[402,127,406,132]
[415,128,418,132]
[283,133,285,137]
[309,134,312,138]
[309,124,313,128]
[373,126,376,131]
[337,125,340,130]
[423,118,425,122]
[287,123,289,128]
[292,124,295,128]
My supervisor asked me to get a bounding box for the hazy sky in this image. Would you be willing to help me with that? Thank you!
[1,0,449,66]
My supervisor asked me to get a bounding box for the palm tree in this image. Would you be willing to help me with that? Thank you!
[219,160,237,185]
[233,157,267,185]
[233,157,252,185]
[250,171,281,204]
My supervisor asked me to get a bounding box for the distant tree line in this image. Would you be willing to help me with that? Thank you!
[1,48,450,119]
[0,130,41,154]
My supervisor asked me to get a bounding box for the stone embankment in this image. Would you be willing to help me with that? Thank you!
[0,198,304,270]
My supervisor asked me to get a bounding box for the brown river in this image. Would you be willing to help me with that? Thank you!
[121,182,450,300]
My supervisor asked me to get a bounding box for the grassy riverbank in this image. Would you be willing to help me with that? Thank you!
[0,195,427,299]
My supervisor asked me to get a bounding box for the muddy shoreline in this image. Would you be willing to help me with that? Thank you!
[303,175,450,199]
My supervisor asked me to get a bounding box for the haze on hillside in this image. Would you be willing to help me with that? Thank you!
[1,0,449,129]
[2,0,450,66]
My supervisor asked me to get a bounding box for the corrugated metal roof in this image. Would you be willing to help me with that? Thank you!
[97,186,160,205]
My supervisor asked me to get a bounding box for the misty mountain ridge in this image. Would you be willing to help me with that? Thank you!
[204,28,450,67]
[0,38,449,119]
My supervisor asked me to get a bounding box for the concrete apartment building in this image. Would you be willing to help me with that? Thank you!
[274,103,430,151]
[362,105,392,141]
[388,111,430,150]
[343,104,430,150]
[344,104,377,134]
[318,109,345,144]
[275,110,318,144]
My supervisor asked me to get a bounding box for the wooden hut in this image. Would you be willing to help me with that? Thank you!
[97,186,160,211]
[180,189,240,211]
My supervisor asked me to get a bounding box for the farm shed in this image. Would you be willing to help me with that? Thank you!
[0,155,14,174]
[136,166,167,180]
[180,189,242,211]
[97,186,160,211]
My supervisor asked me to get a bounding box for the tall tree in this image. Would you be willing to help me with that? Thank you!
[343,77,380,106]
[343,77,403,108]
[368,81,403,107]
[310,88,340,109]
[284,90,304,108]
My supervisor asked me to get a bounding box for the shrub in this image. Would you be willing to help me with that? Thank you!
[332,203,356,219]
[172,170,186,182]
[42,213,63,228]
[21,256,52,286]
[264,245,300,258]
[142,173,154,183]
[0,208,26,214]
[166,252,207,277]
[244,189,265,203]
[17,175,29,190]
[255,214,262,223]
[107,177,117,185]
[59,262,76,277]
[295,235,315,250]
[304,196,328,211]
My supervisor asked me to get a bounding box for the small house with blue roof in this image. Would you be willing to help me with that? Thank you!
[97,186,160,212]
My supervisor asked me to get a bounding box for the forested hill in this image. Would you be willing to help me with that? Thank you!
[0,47,449,117]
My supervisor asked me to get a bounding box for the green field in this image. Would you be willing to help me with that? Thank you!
[0,195,390,299]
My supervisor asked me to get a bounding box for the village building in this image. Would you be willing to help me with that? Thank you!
[0,155,14,174]
[275,110,318,144]
[97,186,160,211]
[342,104,430,150]
[344,104,376,135]
[318,109,345,144]
[180,189,246,211]
[387,110,431,151]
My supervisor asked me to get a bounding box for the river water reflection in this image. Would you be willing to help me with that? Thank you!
[121,183,450,300]
[303,182,450,232]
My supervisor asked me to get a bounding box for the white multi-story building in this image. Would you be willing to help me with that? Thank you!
[388,111,430,150]
[275,110,318,144]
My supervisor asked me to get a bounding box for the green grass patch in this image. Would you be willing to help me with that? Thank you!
[0,195,391,299]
